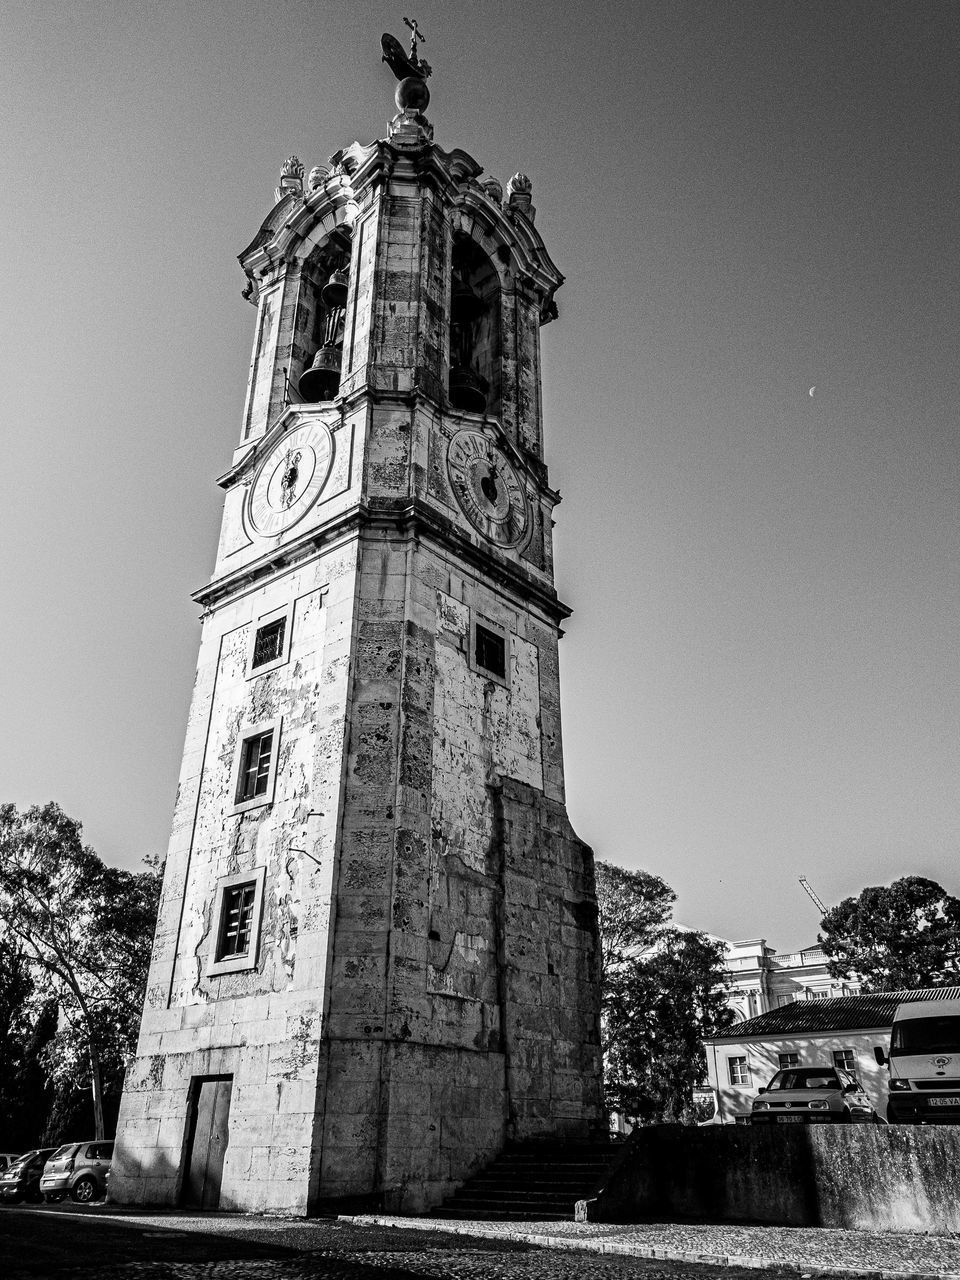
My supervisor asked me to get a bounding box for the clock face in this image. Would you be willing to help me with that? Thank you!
[447,429,530,547]
[246,419,334,538]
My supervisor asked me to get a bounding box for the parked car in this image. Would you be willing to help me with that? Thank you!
[40,1141,114,1203]
[0,1155,20,1172]
[0,1149,56,1203]
[750,1065,880,1125]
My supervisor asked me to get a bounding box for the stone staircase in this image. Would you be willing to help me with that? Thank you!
[433,1138,622,1221]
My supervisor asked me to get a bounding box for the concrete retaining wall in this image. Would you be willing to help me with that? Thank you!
[579,1125,960,1232]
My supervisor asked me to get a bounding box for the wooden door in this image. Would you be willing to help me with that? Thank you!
[183,1076,232,1209]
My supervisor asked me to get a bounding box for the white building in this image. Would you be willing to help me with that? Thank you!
[703,986,960,1122]
[723,939,860,1022]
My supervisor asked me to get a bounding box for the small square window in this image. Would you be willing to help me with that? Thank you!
[474,622,506,681]
[230,718,281,815]
[728,1057,750,1086]
[246,606,293,677]
[778,1052,800,1070]
[207,868,266,976]
[252,617,286,669]
[237,730,273,802]
[833,1048,856,1073]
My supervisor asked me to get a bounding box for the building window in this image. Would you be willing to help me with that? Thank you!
[728,1057,750,1086]
[778,1052,800,1070]
[217,882,257,959]
[252,617,286,669]
[475,623,506,679]
[230,718,281,814]
[238,730,273,801]
[833,1048,856,1074]
[807,989,829,1000]
[246,606,293,677]
[777,995,795,1008]
[207,867,266,976]
[470,615,509,684]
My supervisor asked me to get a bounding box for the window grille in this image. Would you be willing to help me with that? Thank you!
[252,617,286,669]
[237,731,273,802]
[217,882,257,960]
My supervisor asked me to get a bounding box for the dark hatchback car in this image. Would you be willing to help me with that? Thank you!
[751,1066,879,1124]
[0,1149,56,1203]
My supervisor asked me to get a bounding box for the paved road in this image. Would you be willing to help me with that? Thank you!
[0,1206,799,1280]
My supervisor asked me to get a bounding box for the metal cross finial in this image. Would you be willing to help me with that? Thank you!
[403,16,425,62]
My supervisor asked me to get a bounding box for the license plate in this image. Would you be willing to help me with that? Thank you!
[929,1097,960,1107]
[776,1115,805,1123]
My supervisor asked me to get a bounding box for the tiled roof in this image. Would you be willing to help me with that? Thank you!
[708,986,960,1040]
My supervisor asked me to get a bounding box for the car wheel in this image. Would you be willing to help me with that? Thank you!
[71,1177,97,1204]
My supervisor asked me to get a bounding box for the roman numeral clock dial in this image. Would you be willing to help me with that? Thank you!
[446,428,530,548]
[245,419,333,539]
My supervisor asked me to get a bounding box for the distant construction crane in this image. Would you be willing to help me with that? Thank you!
[799,876,827,915]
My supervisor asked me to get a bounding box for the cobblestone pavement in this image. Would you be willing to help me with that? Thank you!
[0,1207,801,1280]
[345,1215,960,1280]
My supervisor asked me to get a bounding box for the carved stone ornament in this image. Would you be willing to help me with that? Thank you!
[307,165,329,192]
[275,155,305,204]
[506,172,535,221]
[481,175,504,203]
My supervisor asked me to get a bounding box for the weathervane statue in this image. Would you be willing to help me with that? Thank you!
[381,17,432,114]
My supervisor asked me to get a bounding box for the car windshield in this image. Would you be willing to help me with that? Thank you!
[767,1068,841,1091]
[892,1016,960,1055]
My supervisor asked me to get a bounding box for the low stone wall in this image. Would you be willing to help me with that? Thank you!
[578,1124,960,1232]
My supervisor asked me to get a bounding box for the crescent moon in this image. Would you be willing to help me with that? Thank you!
[809,386,816,397]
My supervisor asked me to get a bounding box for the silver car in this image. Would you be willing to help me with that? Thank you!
[750,1065,879,1125]
[40,1140,113,1203]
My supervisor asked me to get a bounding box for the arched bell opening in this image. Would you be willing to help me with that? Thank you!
[296,231,352,403]
[448,235,501,416]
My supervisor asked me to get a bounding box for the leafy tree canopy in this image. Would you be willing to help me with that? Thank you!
[819,875,960,993]
[0,802,162,1139]
[595,859,732,1123]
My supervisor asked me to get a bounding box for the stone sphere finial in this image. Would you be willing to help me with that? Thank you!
[481,175,504,203]
[396,75,430,114]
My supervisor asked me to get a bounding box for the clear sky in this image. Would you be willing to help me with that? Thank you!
[2,0,958,952]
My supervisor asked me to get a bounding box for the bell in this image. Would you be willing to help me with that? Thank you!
[451,281,484,323]
[298,345,341,403]
[321,269,349,309]
[449,366,488,414]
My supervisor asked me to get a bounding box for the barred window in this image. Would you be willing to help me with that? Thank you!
[252,617,286,669]
[217,882,257,960]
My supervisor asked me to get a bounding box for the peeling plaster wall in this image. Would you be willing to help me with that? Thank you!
[111,541,359,1213]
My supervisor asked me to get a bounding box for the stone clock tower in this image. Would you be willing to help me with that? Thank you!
[111,30,602,1215]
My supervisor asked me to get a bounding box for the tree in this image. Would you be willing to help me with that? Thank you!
[819,875,960,993]
[596,859,733,1123]
[0,939,57,1149]
[595,861,675,977]
[0,803,162,1139]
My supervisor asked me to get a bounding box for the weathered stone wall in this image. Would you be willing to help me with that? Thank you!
[114,129,601,1215]
[582,1124,960,1232]
[111,538,360,1212]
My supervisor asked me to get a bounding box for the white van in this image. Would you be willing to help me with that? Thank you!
[875,997,960,1123]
